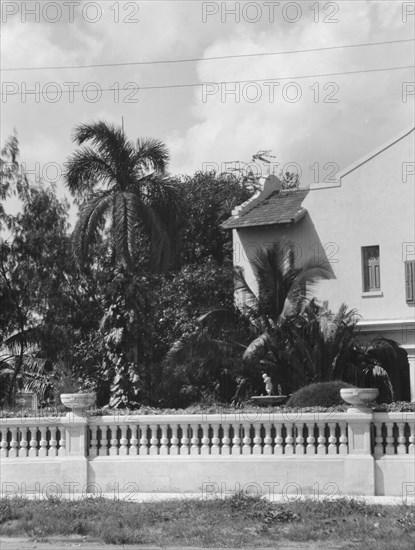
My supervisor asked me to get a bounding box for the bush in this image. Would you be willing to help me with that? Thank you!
[286,381,355,408]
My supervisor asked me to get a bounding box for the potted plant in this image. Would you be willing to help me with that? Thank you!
[52,365,96,417]
[340,387,379,413]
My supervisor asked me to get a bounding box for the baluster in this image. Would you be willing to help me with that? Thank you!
[385,422,395,455]
[160,424,169,455]
[190,424,200,455]
[19,427,29,458]
[306,424,316,455]
[170,424,179,455]
[58,427,66,456]
[29,426,38,457]
[263,423,273,455]
[317,423,326,455]
[9,427,18,458]
[89,425,98,458]
[179,424,190,455]
[374,422,384,458]
[295,424,305,455]
[49,426,58,457]
[231,423,241,455]
[338,422,348,455]
[109,425,118,456]
[285,423,294,455]
[1,428,9,458]
[201,424,210,455]
[328,422,337,455]
[397,422,406,455]
[211,423,220,455]
[38,426,48,457]
[119,425,128,456]
[129,425,138,456]
[149,424,159,455]
[252,423,262,455]
[274,424,283,455]
[242,423,251,455]
[408,420,415,455]
[221,424,231,455]
[139,424,149,455]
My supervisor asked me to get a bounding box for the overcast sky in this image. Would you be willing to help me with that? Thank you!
[1,0,414,223]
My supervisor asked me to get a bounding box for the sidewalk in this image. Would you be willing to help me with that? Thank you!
[0,538,363,550]
[5,492,413,505]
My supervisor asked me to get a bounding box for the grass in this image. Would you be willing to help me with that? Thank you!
[0,493,414,548]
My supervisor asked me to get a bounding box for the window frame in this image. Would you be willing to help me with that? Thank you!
[361,245,381,294]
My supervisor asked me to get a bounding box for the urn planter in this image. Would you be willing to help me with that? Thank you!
[340,388,379,413]
[60,392,96,417]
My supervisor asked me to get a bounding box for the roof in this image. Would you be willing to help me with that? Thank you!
[222,188,309,229]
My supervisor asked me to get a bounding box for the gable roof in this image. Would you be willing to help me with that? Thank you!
[222,188,309,229]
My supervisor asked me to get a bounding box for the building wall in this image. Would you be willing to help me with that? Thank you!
[233,128,415,399]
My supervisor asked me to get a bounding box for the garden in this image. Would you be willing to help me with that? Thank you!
[0,122,411,417]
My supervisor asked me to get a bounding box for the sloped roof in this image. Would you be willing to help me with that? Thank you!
[222,188,309,229]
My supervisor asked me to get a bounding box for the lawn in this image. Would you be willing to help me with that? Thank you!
[0,493,414,548]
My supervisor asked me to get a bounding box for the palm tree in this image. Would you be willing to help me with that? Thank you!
[164,245,331,400]
[65,121,180,271]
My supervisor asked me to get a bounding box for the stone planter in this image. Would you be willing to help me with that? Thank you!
[61,392,96,417]
[340,388,379,413]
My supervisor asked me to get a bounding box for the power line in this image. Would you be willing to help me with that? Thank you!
[2,38,414,72]
[1,65,413,96]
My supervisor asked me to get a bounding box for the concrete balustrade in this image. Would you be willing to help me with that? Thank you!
[1,411,414,498]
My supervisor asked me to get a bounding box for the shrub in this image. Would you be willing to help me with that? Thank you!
[286,380,355,408]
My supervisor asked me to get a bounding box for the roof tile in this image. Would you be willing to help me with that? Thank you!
[222,188,309,229]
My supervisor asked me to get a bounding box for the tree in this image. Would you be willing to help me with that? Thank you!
[0,137,72,403]
[164,245,330,401]
[64,121,180,272]
[172,171,253,267]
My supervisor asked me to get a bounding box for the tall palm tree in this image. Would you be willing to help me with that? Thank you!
[65,121,180,271]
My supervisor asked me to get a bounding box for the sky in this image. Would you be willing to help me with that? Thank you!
[1,0,414,225]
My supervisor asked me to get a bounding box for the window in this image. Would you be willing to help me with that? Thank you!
[405,260,415,303]
[362,246,380,292]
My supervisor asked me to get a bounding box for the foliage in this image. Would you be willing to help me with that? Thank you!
[64,121,180,272]
[174,171,253,266]
[164,245,331,403]
[286,380,355,408]
[0,137,74,403]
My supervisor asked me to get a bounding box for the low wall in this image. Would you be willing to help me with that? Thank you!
[1,410,414,499]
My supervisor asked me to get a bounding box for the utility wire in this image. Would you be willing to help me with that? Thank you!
[1,64,413,96]
[2,38,413,72]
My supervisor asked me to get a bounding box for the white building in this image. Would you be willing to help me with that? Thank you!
[223,127,415,400]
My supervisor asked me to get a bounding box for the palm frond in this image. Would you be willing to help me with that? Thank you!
[72,191,113,266]
[242,332,271,363]
[165,333,245,365]
[135,138,170,174]
[64,147,116,197]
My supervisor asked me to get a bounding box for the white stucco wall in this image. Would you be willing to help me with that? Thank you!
[233,128,415,398]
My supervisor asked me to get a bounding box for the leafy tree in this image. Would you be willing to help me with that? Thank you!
[173,171,253,267]
[64,121,180,272]
[0,137,72,403]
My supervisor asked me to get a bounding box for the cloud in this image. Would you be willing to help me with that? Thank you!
[168,1,414,179]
